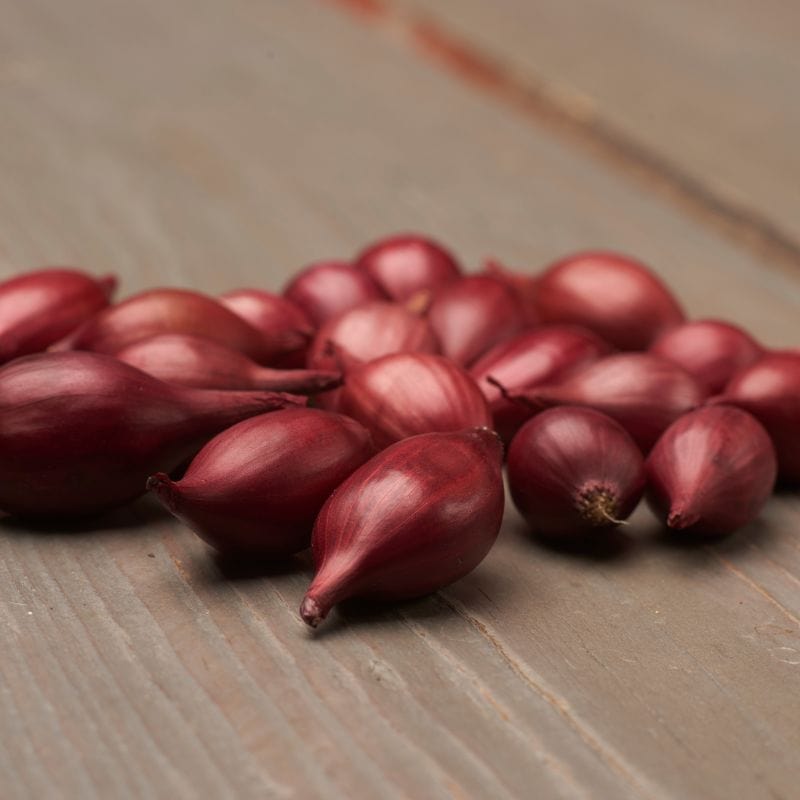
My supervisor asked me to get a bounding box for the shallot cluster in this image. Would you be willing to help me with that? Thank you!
[0,233,794,632]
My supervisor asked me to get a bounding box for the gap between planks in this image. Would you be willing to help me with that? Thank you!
[323,0,800,280]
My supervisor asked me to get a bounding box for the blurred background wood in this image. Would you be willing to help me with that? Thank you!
[0,1,798,798]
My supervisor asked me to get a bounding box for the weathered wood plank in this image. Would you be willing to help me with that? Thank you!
[0,1,798,798]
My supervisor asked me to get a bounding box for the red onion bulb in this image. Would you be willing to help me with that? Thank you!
[646,406,777,535]
[649,319,763,393]
[300,428,505,628]
[0,267,116,363]
[427,274,528,366]
[339,352,492,449]
[0,352,302,517]
[148,409,375,556]
[534,251,685,350]
[469,325,611,442]
[508,407,645,540]
[354,233,461,301]
[480,259,538,325]
[116,334,340,394]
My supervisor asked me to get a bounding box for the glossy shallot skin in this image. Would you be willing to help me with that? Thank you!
[646,406,777,535]
[116,334,341,394]
[148,408,375,557]
[0,351,302,518]
[0,268,116,363]
[300,428,505,628]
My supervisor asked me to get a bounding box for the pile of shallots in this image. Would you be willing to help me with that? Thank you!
[0,236,797,630]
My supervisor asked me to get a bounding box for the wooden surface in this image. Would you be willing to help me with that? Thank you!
[1,1,799,798]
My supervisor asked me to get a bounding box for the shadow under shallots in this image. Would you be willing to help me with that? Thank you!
[650,516,776,562]
[207,548,311,583]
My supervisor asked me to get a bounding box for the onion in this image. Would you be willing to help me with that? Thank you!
[508,407,645,540]
[283,261,384,325]
[54,287,300,365]
[426,274,528,366]
[300,428,504,628]
[534,251,685,350]
[115,334,340,394]
[148,409,374,557]
[649,319,763,393]
[0,268,117,363]
[511,353,707,451]
[354,233,461,301]
[711,352,800,483]
[339,352,492,448]
[469,325,611,442]
[646,406,777,535]
[0,352,302,517]
[480,259,538,325]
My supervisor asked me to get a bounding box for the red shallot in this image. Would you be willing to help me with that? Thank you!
[0,351,302,517]
[426,274,528,366]
[649,319,763,393]
[0,268,116,363]
[480,259,538,325]
[339,352,492,448]
[116,334,341,394]
[711,352,800,483]
[300,427,505,628]
[283,261,384,326]
[534,251,685,350]
[646,406,777,535]
[354,233,461,301]
[469,325,611,442]
[148,408,375,556]
[508,407,645,540]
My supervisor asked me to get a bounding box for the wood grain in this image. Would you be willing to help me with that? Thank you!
[0,1,799,798]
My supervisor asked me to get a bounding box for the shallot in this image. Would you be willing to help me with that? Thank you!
[300,428,505,628]
[148,409,375,556]
[646,406,777,535]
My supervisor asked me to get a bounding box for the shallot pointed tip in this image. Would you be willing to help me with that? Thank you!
[300,595,327,629]
[146,472,173,494]
[667,508,701,530]
[98,274,118,299]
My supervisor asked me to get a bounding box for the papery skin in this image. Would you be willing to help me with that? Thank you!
[148,408,375,556]
[711,352,800,483]
[300,428,505,628]
[427,275,528,366]
[220,288,313,367]
[54,288,301,365]
[649,319,763,393]
[480,259,538,326]
[0,268,116,363]
[469,325,611,443]
[339,352,492,449]
[646,406,777,536]
[520,353,706,452]
[354,233,461,301]
[116,334,340,394]
[508,407,645,540]
[306,301,440,372]
[283,261,384,326]
[0,352,302,517]
[534,251,685,350]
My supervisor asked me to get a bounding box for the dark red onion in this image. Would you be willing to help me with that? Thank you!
[283,261,384,326]
[426,274,528,366]
[711,352,800,483]
[513,353,707,451]
[0,352,302,517]
[508,407,645,540]
[54,288,301,365]
[649,319,763,393]
[306,301,439,372]
[534,251,685,350]
[646,406,777,535]
[469,325,612,442]
[339,352,492,448]
[115,334,341,394]
[480,259,538,325]
[148,408,374,556]
[354,233,461,301]
[0,268,117,363]
[300,427,504,628]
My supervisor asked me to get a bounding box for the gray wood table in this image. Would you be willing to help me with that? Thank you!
[1,1,798,797]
